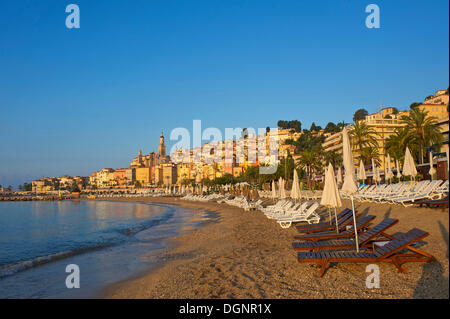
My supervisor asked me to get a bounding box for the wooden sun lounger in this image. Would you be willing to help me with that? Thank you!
[293,215,375,241]
[296,210,361,234]
[297,228,435,277]
[416,196,449,209]
[295,208,352,232]
[292,218,398,252]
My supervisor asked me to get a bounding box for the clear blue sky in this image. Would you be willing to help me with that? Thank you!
[0,0,448,187]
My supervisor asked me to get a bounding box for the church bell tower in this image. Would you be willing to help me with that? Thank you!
[158,132,166,156]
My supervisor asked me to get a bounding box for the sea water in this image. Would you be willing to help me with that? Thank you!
[0,200,216,298]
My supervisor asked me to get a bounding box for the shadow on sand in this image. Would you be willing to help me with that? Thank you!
[412,221,448,298]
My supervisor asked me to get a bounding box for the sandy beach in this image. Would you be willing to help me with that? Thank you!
[103,197,449,299]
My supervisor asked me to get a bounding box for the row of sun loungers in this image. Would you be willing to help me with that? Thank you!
[182,193,267,211]
[174,187,440,278]
[261,200,321,228]
[348,180,448,206]
[415,195,449,209]
[291,209,436,277]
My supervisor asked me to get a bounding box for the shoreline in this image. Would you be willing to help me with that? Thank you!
[100,197,449,299]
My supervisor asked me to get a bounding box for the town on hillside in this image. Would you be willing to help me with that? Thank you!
[2,88,448,198]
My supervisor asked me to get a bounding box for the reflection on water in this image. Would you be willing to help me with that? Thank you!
[0,200,217,298]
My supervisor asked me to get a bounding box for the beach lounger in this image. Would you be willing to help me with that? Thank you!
[295,208,355,233]
[277,202,320,228]
[292,218,398,252]
[391,180,442,206]
[296,228,435,277]
[293,215,375,241]
[416,195,449,209]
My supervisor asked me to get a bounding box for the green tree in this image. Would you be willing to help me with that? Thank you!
[348,121,379,164]
[324,122,340,133]
[70,182,80,193]
[409,102,422,109]
[353,108,368,122]
[360,146,381,166]
[324,150,342,168]
[296,149,323,189]
[310,122,322,132]
[401,108,443,163]
[385,127,418,161]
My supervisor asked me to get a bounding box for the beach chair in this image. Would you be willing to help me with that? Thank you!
[267,201,309,219]
[295,208,352,233]
[391,180,442,206]
[296,228,435,277]
[416,195,449,209]
[292,218,398,252]
[276,202,320,228]
[293,215,375,241]
[295,209,363,234]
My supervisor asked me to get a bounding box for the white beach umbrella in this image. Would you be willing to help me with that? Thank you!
[320,163,342,233]
[337,167,343,185]
[396,159,402,179]
[340,127,359,252]
[357,159,367,183]
[271,180,277,200]
[402,147,417,180]
[428,152,436,180]
[291,169,301,200]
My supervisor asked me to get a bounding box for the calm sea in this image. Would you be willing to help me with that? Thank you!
[0,200,216,298]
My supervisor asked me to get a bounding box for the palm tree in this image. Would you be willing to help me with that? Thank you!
[211,162,220,181]
[385,127,418,162]
[348,121,379,163]
[401,108,443,163]
[296,149,322,189]
[360,145,381,166]
[324,150,342,168]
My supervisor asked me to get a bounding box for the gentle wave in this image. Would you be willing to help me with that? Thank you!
[0,206,175,279]
[116,207,175,236]
[0,243,114,279]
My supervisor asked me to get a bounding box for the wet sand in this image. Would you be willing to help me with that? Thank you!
[102,197,449,299]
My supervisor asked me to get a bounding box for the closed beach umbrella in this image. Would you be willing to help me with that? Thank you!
[337,167,343,185]
[320,163,342,233]
[402,147,417,180]
[341,127,358,194]
[279,178,286,199]
[396,159,402,179]
[357,159,367,183]
[446,147,449,174]
[372,158,381,184]
[428,152,436,180]
[271,180,277,200]
[291,169,301,201]
[340,126,359,252]
[386,154,394,182]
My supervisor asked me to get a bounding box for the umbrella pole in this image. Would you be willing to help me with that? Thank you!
[334,208,339,234]
[328,208,332,225]
[350,195,359,252]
